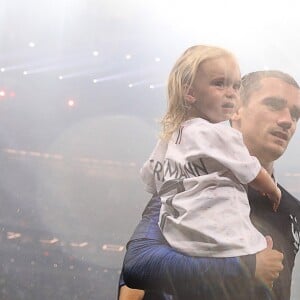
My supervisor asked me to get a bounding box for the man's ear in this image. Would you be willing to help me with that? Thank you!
[231,106,243,127]
[231,108,241,121]
[184,85,196,104]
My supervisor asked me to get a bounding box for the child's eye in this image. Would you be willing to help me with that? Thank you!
[214,81,225,87]
[233,83,241,91]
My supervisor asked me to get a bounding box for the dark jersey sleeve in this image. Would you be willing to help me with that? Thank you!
[122,196,256,298]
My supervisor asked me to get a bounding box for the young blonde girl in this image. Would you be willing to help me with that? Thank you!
[141,45,281,257]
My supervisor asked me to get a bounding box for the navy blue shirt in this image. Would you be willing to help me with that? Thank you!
[248,186,300,300]
[120,185,300,300]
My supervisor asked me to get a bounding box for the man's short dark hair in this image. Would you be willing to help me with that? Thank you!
[240,70,299,105]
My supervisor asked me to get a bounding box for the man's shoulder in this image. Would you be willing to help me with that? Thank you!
[278,184,300,209]
[249,185,300,216]
[279,183,300,214]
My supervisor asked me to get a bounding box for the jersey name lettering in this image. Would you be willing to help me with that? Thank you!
[150,158,208,182]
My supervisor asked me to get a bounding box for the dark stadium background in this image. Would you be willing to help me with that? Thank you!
[0,1,300,299]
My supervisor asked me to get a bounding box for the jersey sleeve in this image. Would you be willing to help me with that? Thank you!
[122,196,256,298]
[140,140,168,194]
[140,160,158,194]
[184,123,261,184]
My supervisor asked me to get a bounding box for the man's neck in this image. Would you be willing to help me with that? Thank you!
[261,162,274,176]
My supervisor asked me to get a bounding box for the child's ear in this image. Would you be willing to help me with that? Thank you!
[184,85,196,104]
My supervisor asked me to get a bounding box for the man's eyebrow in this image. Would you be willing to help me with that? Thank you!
[262,97,287,104]
[262,97,300,118]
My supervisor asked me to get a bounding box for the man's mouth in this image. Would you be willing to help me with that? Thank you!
[271,131,289,141]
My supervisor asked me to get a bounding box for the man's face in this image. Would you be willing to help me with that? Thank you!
[233,77,300,164]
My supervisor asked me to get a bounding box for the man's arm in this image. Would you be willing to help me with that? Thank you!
[124,239,257,298]
[119,285,144,300]
[122,196,259,298]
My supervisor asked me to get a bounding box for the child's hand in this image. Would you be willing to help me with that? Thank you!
[267,187,281,212]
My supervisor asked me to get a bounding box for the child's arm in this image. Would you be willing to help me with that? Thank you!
[249,168,281,211]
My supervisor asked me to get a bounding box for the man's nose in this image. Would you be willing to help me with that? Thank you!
[277,108,293,130]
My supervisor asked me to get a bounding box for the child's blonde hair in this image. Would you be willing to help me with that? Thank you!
[161,45,236,140]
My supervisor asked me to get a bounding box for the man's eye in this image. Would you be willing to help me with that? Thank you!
[267,102,284,110]
[291,112,300,122]
[268,104,280,110]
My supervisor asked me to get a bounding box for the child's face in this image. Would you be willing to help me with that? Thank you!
[186,55,241,123]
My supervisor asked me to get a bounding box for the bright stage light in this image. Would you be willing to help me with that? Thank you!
[28,42,35,48]
[0,90,5,97]
[68,99,75,107]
